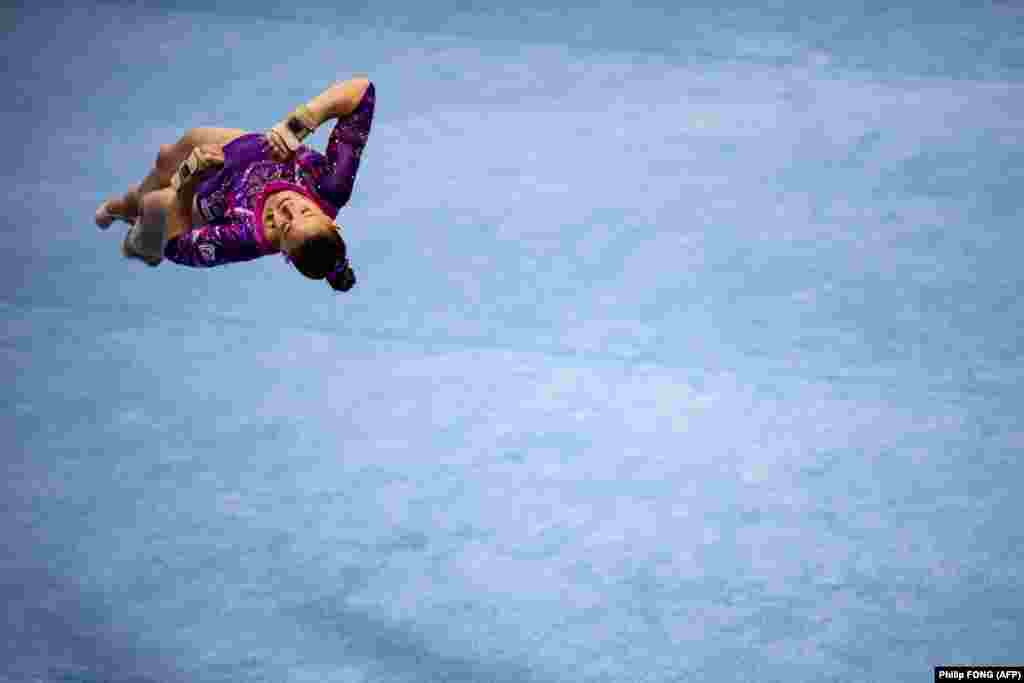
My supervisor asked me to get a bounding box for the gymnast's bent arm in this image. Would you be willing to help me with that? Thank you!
[166,144,224,240]
[266,77,372,161]
[306,77,372,125]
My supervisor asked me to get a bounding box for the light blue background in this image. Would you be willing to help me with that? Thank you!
[3,1,1022,681]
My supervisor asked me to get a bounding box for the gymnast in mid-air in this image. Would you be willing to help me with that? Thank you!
[95,77,374,292]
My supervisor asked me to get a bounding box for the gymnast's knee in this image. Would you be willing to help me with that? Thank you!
[140,189,171,220]
[155,143,182,176]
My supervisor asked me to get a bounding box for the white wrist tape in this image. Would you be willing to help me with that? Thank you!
[270,104,317,152]
[171,147,208,191]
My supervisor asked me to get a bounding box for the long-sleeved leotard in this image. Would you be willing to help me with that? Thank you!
[163,82,375,268]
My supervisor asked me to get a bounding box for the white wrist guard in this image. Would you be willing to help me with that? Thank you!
[270,104,317,153]
[171,147,209,192]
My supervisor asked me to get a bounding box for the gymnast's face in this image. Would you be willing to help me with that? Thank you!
[264,190,335,253]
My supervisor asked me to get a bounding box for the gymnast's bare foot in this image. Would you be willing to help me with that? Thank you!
[95,185,141,230]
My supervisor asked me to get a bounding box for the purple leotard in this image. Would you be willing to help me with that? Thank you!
[163,82,375,267]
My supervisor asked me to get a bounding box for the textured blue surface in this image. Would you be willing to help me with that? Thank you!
[3,2,1023,681]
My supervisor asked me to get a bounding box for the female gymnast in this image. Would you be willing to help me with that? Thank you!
[95,77,375,292]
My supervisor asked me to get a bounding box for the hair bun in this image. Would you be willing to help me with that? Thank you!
[327,261,356,292]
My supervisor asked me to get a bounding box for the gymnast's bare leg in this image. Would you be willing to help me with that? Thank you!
[95,127,246,229]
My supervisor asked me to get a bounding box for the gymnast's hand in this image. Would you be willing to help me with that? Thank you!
[265,128,296,163]
[266,104,317,163]
[193,144,225,170]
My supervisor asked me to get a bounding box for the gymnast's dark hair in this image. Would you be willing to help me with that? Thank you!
[289,228,356,292]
